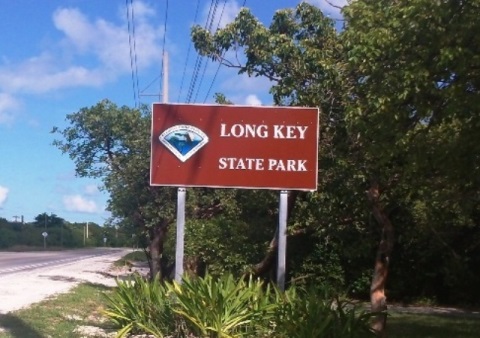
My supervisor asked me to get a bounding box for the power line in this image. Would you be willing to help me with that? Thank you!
[185,0,220,103]
[126,0,140,107]
[193,0,227,103]
[131,0,140,106]
[201,0,248,103]
[185,0,219,103]
[177,0,201,102]
[201,0,229,102]
[139,0,169,102]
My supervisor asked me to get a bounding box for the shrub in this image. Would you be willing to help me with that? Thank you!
[166,273,275,337]
[104,273,375,337]
[272,286,376,338]
[103,273,179,337]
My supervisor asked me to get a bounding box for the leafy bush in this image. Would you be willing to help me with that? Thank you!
[182,218,269,277]
[103,273,179,337]
[104,273,375,337]
[272,286,376,338]
[167,273,274,337]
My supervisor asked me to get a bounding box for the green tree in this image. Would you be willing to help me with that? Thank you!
[192,2,480,336]
[0,223,17,249]
[342,0,480,334]
[52,100,247,279]
[53,100,177,278]
[33,213,64,228]
[191,0,361,279]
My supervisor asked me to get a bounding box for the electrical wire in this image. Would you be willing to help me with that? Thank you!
[185,0,220,103]
[131,0,140,106]
[201,0,248,103]
[202,0,229,103]
[126,0,139,107]
[177,0,201,103]
[193,0,226,103]
[185,0,215,103]
[138,0,169,102]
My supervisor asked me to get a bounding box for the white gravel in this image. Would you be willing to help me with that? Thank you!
[0,249,133,314]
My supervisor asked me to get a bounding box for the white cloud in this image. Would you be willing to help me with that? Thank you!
[84,184,99,195]
[0,1,164,95]
[63,194,98,213]
[308,0,348,19]
[244,94,262,106]
[129,1,156,20]
[217,1,242,29]
[0,54,106,94]
[0,93,20,125]
[53,4,163,71]
[220,72,272,104]
[0,186,9,207]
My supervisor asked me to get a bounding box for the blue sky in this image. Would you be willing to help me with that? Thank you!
[0,0,346,225]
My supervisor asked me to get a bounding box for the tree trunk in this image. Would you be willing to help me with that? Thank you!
[367,182,394,338]
[251,191,301,279]
[148,220,169,280]
[184,255,207,278]
[251,228,278,278]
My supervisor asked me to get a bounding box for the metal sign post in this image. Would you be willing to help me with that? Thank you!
[175,188,186,282]
[277,191,288,291]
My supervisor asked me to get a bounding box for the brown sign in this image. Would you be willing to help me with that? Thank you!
[150,103,319,190]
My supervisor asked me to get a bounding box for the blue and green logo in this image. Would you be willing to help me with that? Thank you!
[159,125,209,162]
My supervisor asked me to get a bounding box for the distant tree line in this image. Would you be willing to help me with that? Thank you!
[0,213,132,249]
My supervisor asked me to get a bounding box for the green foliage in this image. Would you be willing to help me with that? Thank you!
[0,217,115,249]
[103,274,178,337]
[214,93,233,105]
[167,274,274,337]
[52,99,177,227]
[192,2,345,108]
[183,218,270,277]
[342,0,480,305]
[0,226,17,249]
[104,273,375,337]
[52,99,180,277]
[273,286,375,338]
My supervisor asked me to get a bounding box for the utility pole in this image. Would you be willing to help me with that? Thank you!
[163,52,168,104]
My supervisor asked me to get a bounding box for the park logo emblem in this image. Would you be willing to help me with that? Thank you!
[159,125,209,162]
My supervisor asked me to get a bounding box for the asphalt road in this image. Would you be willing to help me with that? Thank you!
[0,248,126,277]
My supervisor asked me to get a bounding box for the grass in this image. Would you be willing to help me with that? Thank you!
[389,312,480,338]
[112,249,148,268]
[0,283,114,338]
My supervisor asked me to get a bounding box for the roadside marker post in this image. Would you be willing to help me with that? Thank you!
[42,232,48,250]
